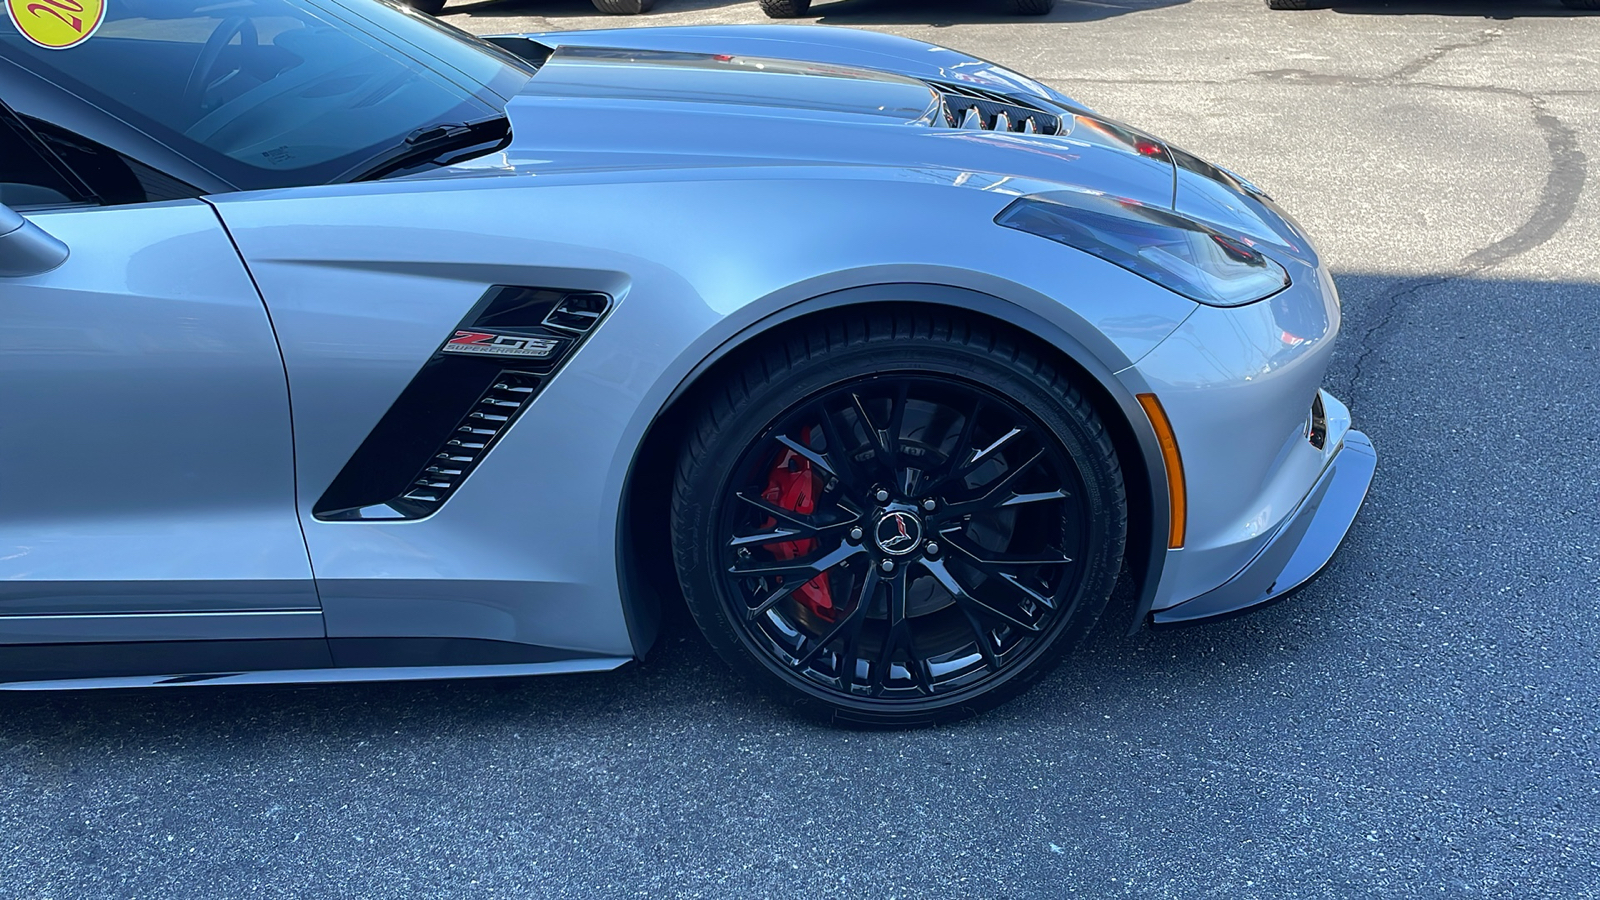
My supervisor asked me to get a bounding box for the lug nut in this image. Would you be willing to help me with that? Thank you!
[874,489,890,502]
[924,542,940,557]
[879,560,895,573]
[922,499,937,511]
[848,526,864,542]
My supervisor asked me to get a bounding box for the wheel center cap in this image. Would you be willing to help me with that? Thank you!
[874,510,924,556]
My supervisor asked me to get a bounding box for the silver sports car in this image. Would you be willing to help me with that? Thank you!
[0,0,1374,725]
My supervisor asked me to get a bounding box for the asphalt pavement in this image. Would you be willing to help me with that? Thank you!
[4,1,1599,898]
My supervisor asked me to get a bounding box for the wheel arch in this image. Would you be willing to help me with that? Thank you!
[616,284,1171,659]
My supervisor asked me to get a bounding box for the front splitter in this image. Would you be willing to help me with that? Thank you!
[1150,430,1377,628]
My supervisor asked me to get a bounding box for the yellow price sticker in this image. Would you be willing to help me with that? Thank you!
[6,0,104,49]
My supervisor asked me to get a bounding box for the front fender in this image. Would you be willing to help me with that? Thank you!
[616,281,1177,656]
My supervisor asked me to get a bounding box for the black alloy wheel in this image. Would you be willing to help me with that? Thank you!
[672,312,1126,727]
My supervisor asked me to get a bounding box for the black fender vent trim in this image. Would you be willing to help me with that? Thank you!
[313,287,613,522]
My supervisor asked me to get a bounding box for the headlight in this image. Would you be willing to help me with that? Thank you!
[995,191,1290,307]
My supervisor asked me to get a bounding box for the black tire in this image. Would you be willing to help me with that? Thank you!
[1265,0,1327,8]
[671,311,1127,728]
[591,0,654,12]
[1006,0,1056,14]
[404,0,447,14]
[759,0,813,16]
[1559,0,1600,8]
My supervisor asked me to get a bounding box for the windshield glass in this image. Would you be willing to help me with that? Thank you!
[0,0,530,188]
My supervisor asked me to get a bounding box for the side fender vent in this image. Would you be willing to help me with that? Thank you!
[313,287,613,522]
[392,371,542,517]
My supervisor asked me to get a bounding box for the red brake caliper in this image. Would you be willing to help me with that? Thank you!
[759,427,836,620]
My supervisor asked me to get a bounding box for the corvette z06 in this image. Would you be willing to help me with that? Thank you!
[0,0,1375,726]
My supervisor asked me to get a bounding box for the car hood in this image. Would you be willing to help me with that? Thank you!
[434,43,1179,210]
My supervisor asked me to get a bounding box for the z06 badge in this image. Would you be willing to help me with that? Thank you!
[443,331,562,359]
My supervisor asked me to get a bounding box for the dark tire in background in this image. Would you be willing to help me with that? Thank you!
[671,311,1127,727]
[404,0,446,14]
[759,0,814,16]
[591,0,655,12]
[1007,0,1057,14]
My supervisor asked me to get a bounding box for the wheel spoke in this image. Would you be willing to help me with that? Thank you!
[960,608,1002,670]
[938,532,1074,567]
[995,571,1055,610]
[732,542,864,621]
[971,426,1024,465]
[775,433,837,479]
[921,557,1043,633]
[729,559,819,580]
[796,566,878,669]
[886,382,923,496]
[728,493,862,548]
[886,382,908,456]
[870,567,912,694]
[1001,489,1070,508]
[732,491,813,529]
[812,399,870,493]
[930,449,1055,521]
[948,397,983,470]
[850,392,901,486]
[924,407,1029,496]
[939,541,1061,610]
[728,527,805,548]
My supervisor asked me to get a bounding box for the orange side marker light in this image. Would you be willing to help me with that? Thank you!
[1136,393,1187,549]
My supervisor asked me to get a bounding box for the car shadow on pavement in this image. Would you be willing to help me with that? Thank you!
[1312,0,1598,16]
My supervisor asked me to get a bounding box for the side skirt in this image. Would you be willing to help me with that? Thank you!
[0,636,630,690]
[0,658,630,691]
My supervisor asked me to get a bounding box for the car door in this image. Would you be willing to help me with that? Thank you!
[0,106,325,661]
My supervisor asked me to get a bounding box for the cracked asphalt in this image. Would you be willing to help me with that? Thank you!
[4,1,1599,898]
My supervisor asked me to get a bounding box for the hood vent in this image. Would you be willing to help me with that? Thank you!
[932,83,1063,135]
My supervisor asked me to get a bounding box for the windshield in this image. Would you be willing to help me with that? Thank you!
[0,0,531,189]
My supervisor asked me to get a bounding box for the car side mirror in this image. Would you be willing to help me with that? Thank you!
[0,203,69,277]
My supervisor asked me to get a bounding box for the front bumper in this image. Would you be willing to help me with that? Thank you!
[1150,427,1376,627]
